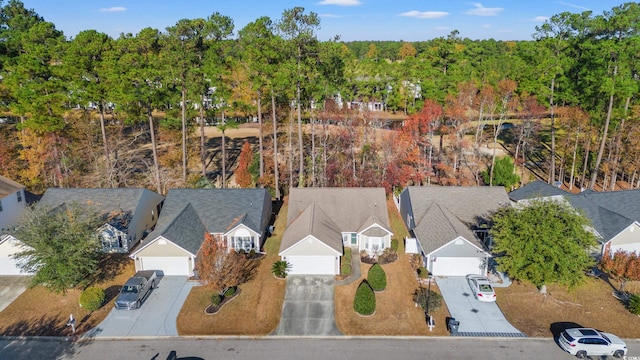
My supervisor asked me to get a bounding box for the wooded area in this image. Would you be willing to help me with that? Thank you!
[0,1,638,196]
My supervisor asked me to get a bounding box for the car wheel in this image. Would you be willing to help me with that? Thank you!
[151,280,155,289]
[575,350,587,359]
[613,350,624,358]
[136,300,141,309]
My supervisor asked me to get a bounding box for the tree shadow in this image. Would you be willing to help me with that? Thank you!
[103,284,123,304]
[89,253,131,284]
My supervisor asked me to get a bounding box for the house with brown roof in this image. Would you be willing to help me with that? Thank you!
[279,187,392,275]
[399,186,510,277]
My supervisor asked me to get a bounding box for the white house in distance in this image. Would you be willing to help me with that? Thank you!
[130,188,272,277]
[0,175,31,275]
[509,181,640,258]
[399,186,510,277]
[279,187,392,275]
[37,188,164,253]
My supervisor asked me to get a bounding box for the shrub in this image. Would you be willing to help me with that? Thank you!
[378,247,398,264]
[271,260,291,278]
[360,250,376,264]
[354,281,376,315]
[417,267,429,279]
[79,287,105,312]
[343,248,352,262]
[410,254,423,271]
[341,264,352,276]
[224,286,236,297]
[629,294,640,315]
[368,263,387,291]
[413,288,443,312]
[211,293,223,306]
[391,238,399,252]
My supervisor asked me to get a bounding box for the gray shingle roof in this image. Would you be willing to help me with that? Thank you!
[405,186,510,254]
[566,190,640,241]
[146,188,270,253]
[37,188,148,219]
[508,181,567,201]
[281,187,391,253]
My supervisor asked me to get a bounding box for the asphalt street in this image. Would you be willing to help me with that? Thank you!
[3,337,640,360]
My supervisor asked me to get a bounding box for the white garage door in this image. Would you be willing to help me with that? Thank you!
[285,255,336,275]
[140,257,190,276]
[0,258,33,275]
[432,257,483,277]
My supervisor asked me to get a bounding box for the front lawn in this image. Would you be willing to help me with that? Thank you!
[496,277,640,338]
[176,200,287,335]
[0,254,134,336]
[334,198,450,336]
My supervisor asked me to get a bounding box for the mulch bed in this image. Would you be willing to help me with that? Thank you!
[204,288,241,315]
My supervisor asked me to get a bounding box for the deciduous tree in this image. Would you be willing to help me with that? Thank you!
[600,249,640,293]
[195,233,246,296]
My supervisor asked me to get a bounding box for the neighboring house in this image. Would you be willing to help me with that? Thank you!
[510,181,640,258]
[279,187,392,275]
[0,176,31,275]
[399,186,510,277]
[130,188,272,276]
[37,188,164,253]
[0,175,27,233]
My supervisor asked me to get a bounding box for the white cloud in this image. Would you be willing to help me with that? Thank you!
[435,26,450,30]
[482,24,491,28]
[559,1,591,11]
[100,7,126,12]
[531,16,549,22]
[399,10,449,19]
[465,3,504,16]
[320,13,343,18]
[317,0,362,6]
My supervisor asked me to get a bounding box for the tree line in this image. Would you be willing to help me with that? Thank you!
[0,0,638,196]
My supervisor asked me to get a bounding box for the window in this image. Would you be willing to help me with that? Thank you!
[351,233,357,245]
[16,191,22,203]
[233,236,253,251]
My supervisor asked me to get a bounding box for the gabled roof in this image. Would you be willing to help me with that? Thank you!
[286,187,391,232]
[280,203,343,254]
[0,175,24,198]
[405,186,509,254]
[508,181,567,201]
[37,188,161,230]
[142,188,270,254]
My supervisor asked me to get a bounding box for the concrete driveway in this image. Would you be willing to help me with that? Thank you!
[84,276,196,338]
[273,276,341,336]
[435,276,524,337]
[0,276,31,313]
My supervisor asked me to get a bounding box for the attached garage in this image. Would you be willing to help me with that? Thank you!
[131,237,195,276]
[0,236,34,275]
[284,255,338,275]
[139,256,191,276]
[431,256,483,277]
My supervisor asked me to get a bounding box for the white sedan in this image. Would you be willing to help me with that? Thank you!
[466,275,496,302]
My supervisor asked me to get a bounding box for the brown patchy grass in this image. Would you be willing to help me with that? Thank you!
[176,200,288,335]
[334,199,450,336]
[496,277,640,338]
[0,254,134,336]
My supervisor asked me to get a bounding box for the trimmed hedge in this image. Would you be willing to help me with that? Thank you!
[211,293,223,306]
[354,281,376,315]
[368,263,387,291]
[79,287,105,311]
[224,286,236,297]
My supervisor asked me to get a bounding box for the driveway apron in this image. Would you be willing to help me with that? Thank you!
[436,276,524,337]
[84,276,195,338]
[0,276,31,312]
[273,275,342,336]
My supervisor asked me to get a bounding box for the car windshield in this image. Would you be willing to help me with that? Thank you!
[122,285,138,293]
[600,333,611,343]
[562,332,575,343]
[479,284,493,292]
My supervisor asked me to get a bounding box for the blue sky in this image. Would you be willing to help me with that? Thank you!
[21,1,623,41]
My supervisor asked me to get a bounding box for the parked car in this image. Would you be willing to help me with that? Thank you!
[115,270,157,310]
[558,327,626,359]
[466,274,496,302]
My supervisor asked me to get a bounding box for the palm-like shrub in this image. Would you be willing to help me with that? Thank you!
[354,280,376,315]
[629,294,640,315]
[271,260,291,278]
[368,263,387,291]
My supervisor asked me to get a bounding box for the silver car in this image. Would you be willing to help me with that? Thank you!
[466,274,496,302]
[558,327,626,358]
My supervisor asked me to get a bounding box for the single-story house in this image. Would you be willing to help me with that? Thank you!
[130,188,272,276]
[279,187,392,275]
[0,175,27,233]
[399,186,510,277]
[37,188,164,253]
[510,181,640,258]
